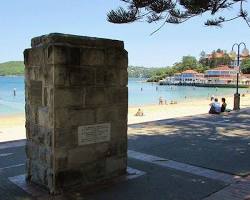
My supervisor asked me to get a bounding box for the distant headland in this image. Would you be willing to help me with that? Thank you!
[0,61,24,76]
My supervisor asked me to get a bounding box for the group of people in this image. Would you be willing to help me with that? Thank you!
[209,97,227,114]
[159,97,177,105]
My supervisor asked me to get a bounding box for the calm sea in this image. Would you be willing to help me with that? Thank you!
[0,76,248,116]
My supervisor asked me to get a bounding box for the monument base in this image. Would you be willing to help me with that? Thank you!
[9,167,146,198]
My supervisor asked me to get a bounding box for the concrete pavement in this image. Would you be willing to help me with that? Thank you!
[1,108,250,199]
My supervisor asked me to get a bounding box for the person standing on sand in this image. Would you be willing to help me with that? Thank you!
[13,88,16,96]
[159,97,163,105]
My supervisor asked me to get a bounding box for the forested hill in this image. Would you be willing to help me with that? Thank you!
[0,61,161,77]
[0,61,24,76]
[128,66,167,78]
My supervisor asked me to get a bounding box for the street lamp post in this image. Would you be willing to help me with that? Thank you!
[231,42,247,110]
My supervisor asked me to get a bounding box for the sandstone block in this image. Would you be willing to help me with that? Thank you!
[54,88,83,108]
[105,48,128,68]
[105,157,127,174]
[80,48,105,66]
[38,106,49,127]
[55,108,96,128]
[54,128,77,148]
[24,47,44,67]
[107,87,128,105]
[68,146,97,168]
[84,87,108,107]
[96,105,127,123]
[69,67,95,86]
[28,80,42,105]
[47,45,80,65]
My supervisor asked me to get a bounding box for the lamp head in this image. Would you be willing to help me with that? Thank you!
[229,50,237,59]
[241,47,249,57]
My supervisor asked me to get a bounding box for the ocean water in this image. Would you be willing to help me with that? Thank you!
[0,76,25,116]
[0,76,248,116]
[128,78,249,105]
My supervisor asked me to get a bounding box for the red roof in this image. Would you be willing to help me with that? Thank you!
[181,69,198,74]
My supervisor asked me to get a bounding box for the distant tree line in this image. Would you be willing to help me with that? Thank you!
[128,49,250,82]
[241,58,250,74]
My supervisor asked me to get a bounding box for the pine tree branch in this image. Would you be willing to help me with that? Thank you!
[107,0,250,31]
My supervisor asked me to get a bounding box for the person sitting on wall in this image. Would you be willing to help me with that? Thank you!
[209,98,221,114]
[135,108,144,116]
[221,98,227,112]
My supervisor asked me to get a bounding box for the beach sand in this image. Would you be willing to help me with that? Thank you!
[128,94,250,124]
[0,113,25,142]
[1,94,250,142]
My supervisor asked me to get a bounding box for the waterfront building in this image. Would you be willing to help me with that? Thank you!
[204,65,237,84]
[161,70,205,85]
[203,65,250,85]
[180,70,205,84]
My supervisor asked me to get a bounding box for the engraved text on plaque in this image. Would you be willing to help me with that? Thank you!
[78,123,111,145]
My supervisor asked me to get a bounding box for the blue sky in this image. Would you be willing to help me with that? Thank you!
[0,0,250,67]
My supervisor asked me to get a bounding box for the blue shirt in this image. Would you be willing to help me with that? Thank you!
[212,102,221,113]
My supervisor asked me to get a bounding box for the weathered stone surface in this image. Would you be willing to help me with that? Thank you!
[55,108,96,128]
[105,157,127,174]
[24,47,45,67]
[96,106,128,123]
[38,106,49,127]
[31,33,124,49]
[80,48,105,66]
[25,33,128,194]
[47,45,81,65]
[105,48,128,68]
[54,88,83,108]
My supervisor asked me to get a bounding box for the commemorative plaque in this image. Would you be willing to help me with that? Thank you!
[78,123,111,145]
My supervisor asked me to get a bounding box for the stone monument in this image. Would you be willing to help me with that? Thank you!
[24,33,128,194]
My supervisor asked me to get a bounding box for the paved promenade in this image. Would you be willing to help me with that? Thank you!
[1,109,250,199]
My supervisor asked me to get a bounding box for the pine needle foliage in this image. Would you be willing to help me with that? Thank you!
[107,0,250,33]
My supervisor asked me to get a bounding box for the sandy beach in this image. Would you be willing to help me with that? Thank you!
[1,94,250,143]
[0,113,25,142]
